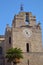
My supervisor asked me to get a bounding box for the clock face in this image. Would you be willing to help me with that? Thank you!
[23,29,32,38]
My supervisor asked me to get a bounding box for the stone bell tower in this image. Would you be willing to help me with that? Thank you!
[5,5,43,65]
[12,5,42,52]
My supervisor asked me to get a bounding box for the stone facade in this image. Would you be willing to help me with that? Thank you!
[0,11,43,65]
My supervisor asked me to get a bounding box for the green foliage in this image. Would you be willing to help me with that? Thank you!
[6,48,23,62]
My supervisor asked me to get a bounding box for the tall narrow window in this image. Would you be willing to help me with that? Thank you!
[0,47,2,54]
[9,37,11,44]
[26,15,29,22]
[28,60,29,65]
[26,43,29,52]
[26,13,29,24]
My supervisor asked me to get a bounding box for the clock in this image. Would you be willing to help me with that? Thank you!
[23,29,32,38]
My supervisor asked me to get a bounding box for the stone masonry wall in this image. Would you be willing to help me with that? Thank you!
[18,52,43,65]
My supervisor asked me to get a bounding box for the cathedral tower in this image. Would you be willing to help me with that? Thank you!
[12,11,42,52]
[4,6,43,65]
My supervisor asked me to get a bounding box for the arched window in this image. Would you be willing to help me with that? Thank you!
[9,37,11,44]
[26,43,29,52]
[0,47,2,54]
[26,13,29,24]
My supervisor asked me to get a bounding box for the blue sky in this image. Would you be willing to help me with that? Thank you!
[0,0,43,44]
